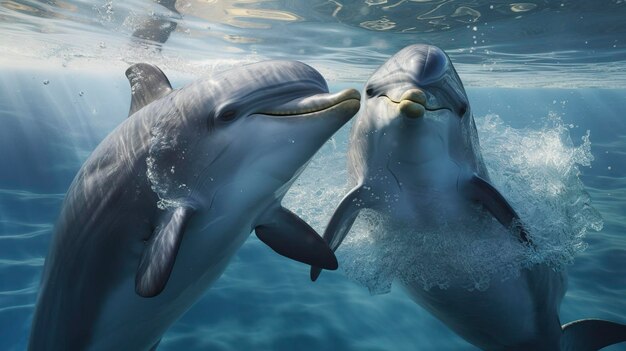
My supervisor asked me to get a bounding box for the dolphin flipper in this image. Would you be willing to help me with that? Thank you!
[255,207,338,270]
[136,206,195,298]
[125,63,173,116]
[311,185,365,281]
[461,174,531,244]
[561,319,626,351]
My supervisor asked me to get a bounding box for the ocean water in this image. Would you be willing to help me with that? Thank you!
[1,1,626,350]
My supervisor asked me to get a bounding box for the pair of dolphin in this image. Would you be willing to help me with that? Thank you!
[29,61,360,350]
[29,46,625,351]
[311,45,626,350]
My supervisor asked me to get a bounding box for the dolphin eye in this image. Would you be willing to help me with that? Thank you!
[459,105,467,117]
[219,110,237,122]
[365,87,374,97]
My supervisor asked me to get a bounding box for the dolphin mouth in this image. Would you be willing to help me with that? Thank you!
[259,88,361,117]
[382,90,451,118]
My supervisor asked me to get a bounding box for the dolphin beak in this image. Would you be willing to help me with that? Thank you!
[398,89,426,119]
[260,89,361,117]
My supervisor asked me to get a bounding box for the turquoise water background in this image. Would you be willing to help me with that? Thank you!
[1,1,626,350]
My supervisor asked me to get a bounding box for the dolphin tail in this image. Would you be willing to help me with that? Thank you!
[561,319,626,351]
[311,185,365,281]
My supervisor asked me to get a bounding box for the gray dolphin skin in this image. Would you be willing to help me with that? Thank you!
[29,61,360,350]
[310,45,626,351]
[131,0,179,47]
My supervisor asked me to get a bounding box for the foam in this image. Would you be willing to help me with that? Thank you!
[478,113,603,266]
[284,113,603,295]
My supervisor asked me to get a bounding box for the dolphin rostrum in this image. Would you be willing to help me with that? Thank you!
[29,60,360,350]
[311,44,626,351]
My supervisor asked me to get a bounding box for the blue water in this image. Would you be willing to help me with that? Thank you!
[1,1,626,350]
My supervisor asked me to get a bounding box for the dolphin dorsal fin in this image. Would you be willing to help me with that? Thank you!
[135,205,194,297]
[255,206,338,271]
[125,63,173,116]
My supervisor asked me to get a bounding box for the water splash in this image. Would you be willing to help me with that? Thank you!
[339,208,527,295]
[145,121,190,210]
[478,113,603,266]
[288,113,602,295]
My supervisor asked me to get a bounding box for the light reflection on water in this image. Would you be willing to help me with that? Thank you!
[1,0,626,86]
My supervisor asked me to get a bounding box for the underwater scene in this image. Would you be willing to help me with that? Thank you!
[1,1,626,350]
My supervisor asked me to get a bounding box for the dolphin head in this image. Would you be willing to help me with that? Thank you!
[365,44,469,120]
[149,61,360,207]
[352,44,484,189]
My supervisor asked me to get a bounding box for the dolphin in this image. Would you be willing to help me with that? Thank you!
[310,44,626,350]
[29,61,360,350]
[131,0,179,47]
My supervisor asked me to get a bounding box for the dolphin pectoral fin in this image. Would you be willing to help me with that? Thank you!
[135,206,194,298]
[461,174,531,244]
[311,185,365,281]
[561,319,626,351]
[125,63,173,116]
[255,207,338,270]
